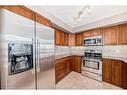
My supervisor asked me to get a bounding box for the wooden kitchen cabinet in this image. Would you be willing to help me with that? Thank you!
[55,29,61,45]
[69,34,76,46]
[111,60,122,86]
[36,13,51,27]
[55,57,72,83]
[64,33,69,46]
[103,26,118,45]
[55,56,82,83]
[102,59,112,83]
[1,6,34,20]
[83,28,102,37]
[75,33,83,46]
[1,6,52,27]
[118,23,127,45]
[102,58,122,87]
[55,28,68,46]
[71,56,82,73]
[122,62,127,89]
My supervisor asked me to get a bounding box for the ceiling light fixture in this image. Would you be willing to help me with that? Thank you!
[74,5,91,24]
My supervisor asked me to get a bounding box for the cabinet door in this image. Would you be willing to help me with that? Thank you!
[103,26,118,45]
[36,13,51,27]
[64,33,69,46]
[69,34,76,46]
[74,56,82,73]
[92,29,102,36]
[65,58,71,75]
[83,31,93,37]
[111,60,122,86]
[76,33,83,46]
[122,62,127,89]
[55,59,66,83]
[2,6,34,20]
[55,29,61,45]
[83,29,102,37]
[118,24,127,45]
[102,59,112,83]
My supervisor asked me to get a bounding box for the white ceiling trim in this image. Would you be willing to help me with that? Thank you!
[73,11,127,32]
[27,6,127,33]
[27,6,73,32]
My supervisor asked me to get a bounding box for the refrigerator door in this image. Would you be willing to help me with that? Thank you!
[36,22,55,89]
[0,9,36,89]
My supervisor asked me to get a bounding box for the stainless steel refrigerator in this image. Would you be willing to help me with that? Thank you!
[0,9,55,89]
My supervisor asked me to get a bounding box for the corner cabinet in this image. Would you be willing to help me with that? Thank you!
[55,56,82,83]
[55,29,68,46]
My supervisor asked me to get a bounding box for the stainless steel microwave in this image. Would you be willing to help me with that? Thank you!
[84,36,102,46]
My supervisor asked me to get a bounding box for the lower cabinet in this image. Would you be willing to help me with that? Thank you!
[103,58,127,89]
[72,56,82,73]
[55,56,82,83]
[122,62,127,89]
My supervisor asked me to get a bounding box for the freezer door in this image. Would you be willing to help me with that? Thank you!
[0,9,36,89]
[36,22,55,89]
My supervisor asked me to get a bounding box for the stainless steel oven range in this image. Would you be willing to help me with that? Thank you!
[82,49,102,81]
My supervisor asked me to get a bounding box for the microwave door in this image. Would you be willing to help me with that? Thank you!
[36,22,55,89]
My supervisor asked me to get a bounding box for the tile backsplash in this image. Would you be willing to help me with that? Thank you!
[55,45,127,57]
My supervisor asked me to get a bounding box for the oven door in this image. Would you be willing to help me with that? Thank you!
[82,59,102,74]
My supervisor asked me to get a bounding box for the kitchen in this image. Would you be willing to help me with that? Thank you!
[0,5,127,90]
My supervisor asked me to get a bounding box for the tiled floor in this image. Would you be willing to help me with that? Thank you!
[56,71,122,89]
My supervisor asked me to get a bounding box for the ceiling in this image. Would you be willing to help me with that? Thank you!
[28,6,127,33]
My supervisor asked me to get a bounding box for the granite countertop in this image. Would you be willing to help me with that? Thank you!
[103,56,127,63]
[55,53,83,60]
[55,53,127,63]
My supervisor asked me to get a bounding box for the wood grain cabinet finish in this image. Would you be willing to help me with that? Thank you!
[55,56,82,83]
[55,29,68,46]
[102,59,112,83]
[55,57,72,83]
[68,34,76,46]
[1,6,34,20]
[102,59,122,87]
[118,23,127,45]
[76,33,83,46]
[36,13,51,27]
[71,56,82,73]
[83,28,102,37]
[111,60,122,86]
[122,62,127,89]
[1,6,51,27]
[55,29,61,45]
[64,33,69,46]
[103,26,118,45]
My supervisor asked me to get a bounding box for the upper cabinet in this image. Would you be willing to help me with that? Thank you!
[75,33,83,46]
[69,34,76,46]
[55,29,68,46]
[1,6,52,27]
[36,13,51,27]
[118,23,127,45]
[103,26,118,45]
[83,28,102,38]
[1,6,34,20]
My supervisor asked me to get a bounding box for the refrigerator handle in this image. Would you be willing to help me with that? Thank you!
[37,39,40,72]
[32,38,36,74]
